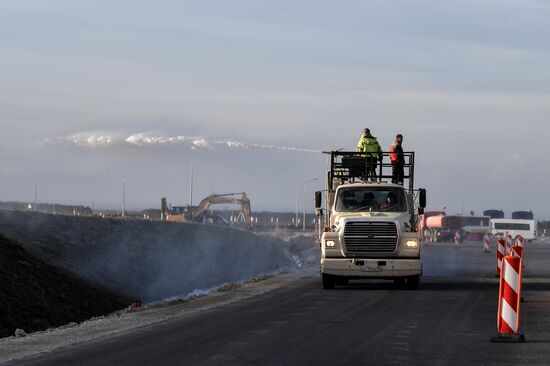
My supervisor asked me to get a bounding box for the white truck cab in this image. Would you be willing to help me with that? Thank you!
[315,151,426,289]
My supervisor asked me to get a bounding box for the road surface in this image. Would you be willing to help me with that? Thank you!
[5,240,550,366]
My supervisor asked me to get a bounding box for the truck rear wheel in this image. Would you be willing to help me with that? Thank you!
[322,274,335,289]
[407,275,420,290]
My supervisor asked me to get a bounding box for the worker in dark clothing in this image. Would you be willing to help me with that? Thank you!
[389,134,405,184]
[356,128,383,182]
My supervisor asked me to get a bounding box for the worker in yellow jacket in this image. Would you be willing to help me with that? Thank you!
[356,128,383,181]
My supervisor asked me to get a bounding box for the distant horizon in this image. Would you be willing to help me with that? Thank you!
[2,1,549,221]
[2,199,548,221]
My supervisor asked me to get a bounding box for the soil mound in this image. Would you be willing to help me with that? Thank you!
[0,210,296,303]
[0,234,130,338]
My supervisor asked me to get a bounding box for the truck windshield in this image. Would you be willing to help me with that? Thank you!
[335,187,407,212]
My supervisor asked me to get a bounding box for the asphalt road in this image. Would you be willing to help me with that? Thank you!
[8,240,550,366]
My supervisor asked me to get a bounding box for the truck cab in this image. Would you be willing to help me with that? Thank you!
[315,151,426,289]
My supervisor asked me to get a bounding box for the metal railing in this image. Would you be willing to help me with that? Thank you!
[324,151,416,192]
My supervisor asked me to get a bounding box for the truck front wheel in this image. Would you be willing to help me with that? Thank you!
[322,273,336,289]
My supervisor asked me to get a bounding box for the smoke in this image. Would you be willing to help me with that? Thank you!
[45,132,321,154]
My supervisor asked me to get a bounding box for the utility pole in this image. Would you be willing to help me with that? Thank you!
[460,192,464,216]
[122,178,126,218]
[34,184,37,213]
[189,161,194,206]
[295,184,299,228]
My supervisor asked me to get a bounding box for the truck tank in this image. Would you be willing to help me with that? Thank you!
[483,210,504,219]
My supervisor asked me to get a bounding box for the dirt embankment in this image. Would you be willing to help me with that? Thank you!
[0,210,297,304]
[0,233,130,338]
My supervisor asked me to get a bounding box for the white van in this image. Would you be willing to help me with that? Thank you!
[490,219,537,241]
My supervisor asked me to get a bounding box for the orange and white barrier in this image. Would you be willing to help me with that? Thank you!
[483,233,491,253]
[496,239,506,276]
[515,235,525,248]
[510,245,524,260]
[453,231,460,248]
[506,233,513,251]
[493,255,525,342]
[424,230,431,244]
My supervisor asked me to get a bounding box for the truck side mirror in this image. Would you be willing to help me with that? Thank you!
[314,191,322,209]
[419,188,427,209]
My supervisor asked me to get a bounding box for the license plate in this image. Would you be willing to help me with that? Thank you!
[359,266,382,272]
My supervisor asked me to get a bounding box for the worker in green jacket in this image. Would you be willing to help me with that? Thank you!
[356,128,383,181]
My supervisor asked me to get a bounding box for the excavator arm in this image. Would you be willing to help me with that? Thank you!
[192,192,251,225]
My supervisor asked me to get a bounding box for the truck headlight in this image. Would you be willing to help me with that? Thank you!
[325,240,336,248]
[406,240,418,249]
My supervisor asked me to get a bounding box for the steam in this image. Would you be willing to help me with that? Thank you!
[45,133,115,148]
[46,132,321,154]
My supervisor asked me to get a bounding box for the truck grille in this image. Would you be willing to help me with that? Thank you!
[343,221,398,253]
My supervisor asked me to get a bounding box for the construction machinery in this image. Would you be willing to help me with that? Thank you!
[163,192,251,226]
[426,214,490,242]
[315,151,426,289]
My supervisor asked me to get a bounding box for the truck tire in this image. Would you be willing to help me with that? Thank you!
[322,273,336,289]
[407,275,420,290]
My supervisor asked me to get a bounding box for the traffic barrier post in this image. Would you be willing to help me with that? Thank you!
[510,245,525,302]
[495,239,506,277]
[510,245,523,260]
[483,233,491,253]
[454,231,460,249]
[506,233,513,251]
[515,235,525,248]
[491,255,525,342]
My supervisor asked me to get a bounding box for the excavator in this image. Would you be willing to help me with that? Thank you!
[164,192,251,227]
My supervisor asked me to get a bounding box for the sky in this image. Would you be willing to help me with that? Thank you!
[1,0,550,217]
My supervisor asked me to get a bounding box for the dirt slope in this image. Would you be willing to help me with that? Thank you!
[0,210,296,303]
[0,234,130,338]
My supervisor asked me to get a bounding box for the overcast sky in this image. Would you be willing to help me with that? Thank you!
[1,0,549,217]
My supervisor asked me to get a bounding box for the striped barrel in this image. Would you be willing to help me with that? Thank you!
[496,239,506,275]
[515,235,525,248]
[497,256,523,335]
